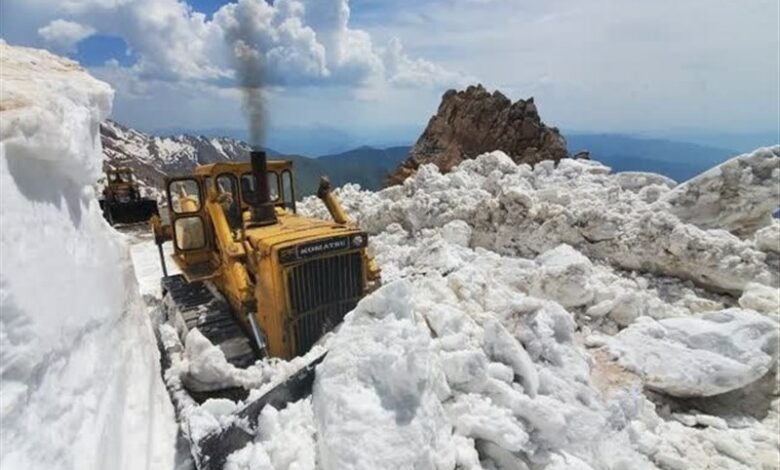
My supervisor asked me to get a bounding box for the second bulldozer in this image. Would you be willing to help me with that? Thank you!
[151,150,379,469]
[99,167,159,225]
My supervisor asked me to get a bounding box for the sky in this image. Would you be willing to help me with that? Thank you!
[1,0,778,154]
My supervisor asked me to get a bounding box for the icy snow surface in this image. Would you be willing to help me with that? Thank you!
[149,148,779,470]
[0,43,177,469]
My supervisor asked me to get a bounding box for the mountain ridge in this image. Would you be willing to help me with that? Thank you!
[100,120,409,197]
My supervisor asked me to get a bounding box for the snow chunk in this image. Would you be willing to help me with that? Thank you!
[614,172,676,192]
[659,146,780,234]
[532,244,595,308]
[483,319,539,397]
[178,329,266,392]
[225,399,316,470]
[440,219,472,247]
[739,283,780,318]
[754,220,780,254]
[312,281,456,470]
[607,309,778,396]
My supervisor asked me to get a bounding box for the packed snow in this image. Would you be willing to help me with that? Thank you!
[0,42,177,469]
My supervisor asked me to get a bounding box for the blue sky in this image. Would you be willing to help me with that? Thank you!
[1,0,778,154]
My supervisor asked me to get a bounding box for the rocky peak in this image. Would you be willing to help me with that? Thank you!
[388,84,568,184]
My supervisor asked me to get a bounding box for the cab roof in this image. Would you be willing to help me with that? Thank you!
[195,160,293,177]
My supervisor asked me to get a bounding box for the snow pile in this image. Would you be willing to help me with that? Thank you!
[144,145,779,470]
[302,148,779,293]
[0,43,176,469]
[290,148,779,469]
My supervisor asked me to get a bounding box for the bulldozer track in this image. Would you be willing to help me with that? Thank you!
[161,274,257,369]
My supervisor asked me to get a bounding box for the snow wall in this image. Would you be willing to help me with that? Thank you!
[0,43,176,469]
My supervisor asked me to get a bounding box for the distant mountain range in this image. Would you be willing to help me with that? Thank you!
[100,120,409,197]
[152,124,421,157]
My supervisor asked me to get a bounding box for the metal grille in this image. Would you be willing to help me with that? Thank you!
[287,251,364,355]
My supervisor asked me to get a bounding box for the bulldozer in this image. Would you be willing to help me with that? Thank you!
[99,167,159,225]
[150,150,379,469]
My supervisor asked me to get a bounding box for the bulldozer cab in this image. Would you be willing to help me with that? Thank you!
[155,153,379,361]
[109,168,132,183]
[103,167,139,203]
[105,168,136,193]
[164,161,297,277]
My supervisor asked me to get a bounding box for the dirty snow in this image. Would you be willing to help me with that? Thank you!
[659,146,780,235]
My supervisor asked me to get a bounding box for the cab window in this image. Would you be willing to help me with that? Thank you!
[169,179,201,214]
[174,217,206,251]
[241,172,280,204]
[216,174,241,230]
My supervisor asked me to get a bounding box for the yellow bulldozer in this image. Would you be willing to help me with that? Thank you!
[99,167,159,225]
[151,150,379,468]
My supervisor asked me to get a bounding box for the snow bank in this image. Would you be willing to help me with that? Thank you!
[0,43,176,469]
[602,310,778,397]
[300,150,777,293]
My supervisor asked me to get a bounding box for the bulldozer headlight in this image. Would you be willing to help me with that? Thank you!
[352,233,367,248]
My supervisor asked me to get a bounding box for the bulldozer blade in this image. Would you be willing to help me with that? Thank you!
[192,352,327,470]
[102,199,159,225]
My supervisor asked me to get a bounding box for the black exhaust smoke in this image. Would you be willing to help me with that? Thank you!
[249,150,277,226]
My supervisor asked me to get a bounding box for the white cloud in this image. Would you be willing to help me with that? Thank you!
[37,19,95,53]
[213,0,462,88]
[18,0,464,89]
[14,0,774,142]
[382,37,468,87]
[360,0,779,134]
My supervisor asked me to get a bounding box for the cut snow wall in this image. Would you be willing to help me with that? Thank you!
[0,43,176,469]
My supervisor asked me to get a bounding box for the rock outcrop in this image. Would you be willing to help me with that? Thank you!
[388,84,568,184]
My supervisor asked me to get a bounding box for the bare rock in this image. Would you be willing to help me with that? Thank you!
[388,85,568,185]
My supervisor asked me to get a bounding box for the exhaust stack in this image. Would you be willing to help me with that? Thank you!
[249,150,277,226]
